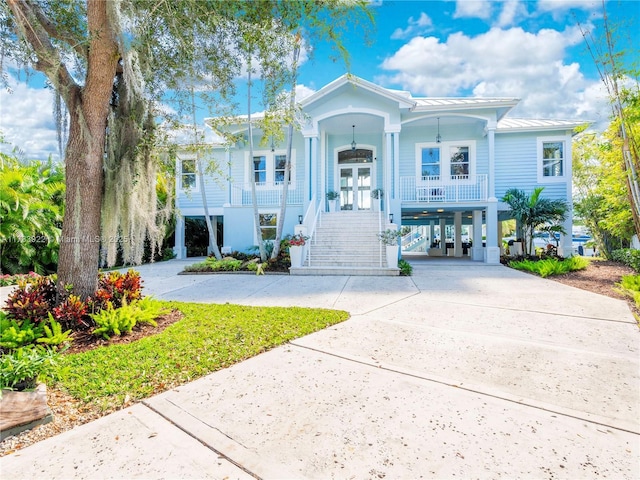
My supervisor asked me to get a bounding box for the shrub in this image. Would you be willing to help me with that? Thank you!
[4,275,57,323]
[90,298,168,340]
[0,345,60,391]
[0,316,44,350]
[509,256,588,278]
[91,302,138,340]
[0,272,41,287]
[611,249,640,272]
[398,259,413,276]
[95,270,143,310]
[37,314,73,349]
[617,274,640,310]
[182,261,211,272]
[53,294,91,331]
[203,257,243,271]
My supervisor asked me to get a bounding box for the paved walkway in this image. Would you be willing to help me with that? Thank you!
[1,259,639,479]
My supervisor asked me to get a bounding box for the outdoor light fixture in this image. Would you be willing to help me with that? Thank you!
[351,125,357,151]
[389,213,394,223]
[298,214,303,224]
[270,136,275,152]
[436,117,442,143]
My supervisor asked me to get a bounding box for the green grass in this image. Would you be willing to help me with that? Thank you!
[56,301,349,410]
[509,256,590,278]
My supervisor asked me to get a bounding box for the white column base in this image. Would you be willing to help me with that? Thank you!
[173,246,187,260]
[471,246,484,261]
[484,246,501,264]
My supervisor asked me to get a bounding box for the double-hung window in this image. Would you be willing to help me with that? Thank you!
[542,142,564,177]
[248,151,295,187]
[258,213,277,240]
[180,157,198,191]
[253,156,267,184]
[416,141,475,181]
[537,137,567,182]
[450,146,470,178]
[420,147,441,178]
[274,154,289,184]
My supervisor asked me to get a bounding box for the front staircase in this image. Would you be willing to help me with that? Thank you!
[289,211,399,276]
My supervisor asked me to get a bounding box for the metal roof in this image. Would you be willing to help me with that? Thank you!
[497,118,586,132]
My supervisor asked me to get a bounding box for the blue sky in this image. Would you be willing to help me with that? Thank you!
[0,0,637,160]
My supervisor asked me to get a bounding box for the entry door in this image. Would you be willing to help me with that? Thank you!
[340,165,371,210]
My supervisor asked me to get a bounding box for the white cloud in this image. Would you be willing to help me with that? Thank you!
[453,0,492,20]
[537,0,600,13]
[377,26,607,123]
[0,78,59,160]
[295,84,315,101]
[495,0,528,28]
[391,12,434,40]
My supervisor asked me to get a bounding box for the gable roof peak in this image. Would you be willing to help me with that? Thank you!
[301,74,416,108]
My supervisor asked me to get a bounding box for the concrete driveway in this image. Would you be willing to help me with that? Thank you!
[1,258,638,479]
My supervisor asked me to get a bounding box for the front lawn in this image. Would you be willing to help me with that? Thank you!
[56,301,349,411]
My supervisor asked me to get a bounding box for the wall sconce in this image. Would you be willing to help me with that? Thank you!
[298,215,303,224]
[389,213,394,223]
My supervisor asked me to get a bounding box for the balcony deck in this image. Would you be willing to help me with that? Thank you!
[231,183,303,206]
[400,174,488,203]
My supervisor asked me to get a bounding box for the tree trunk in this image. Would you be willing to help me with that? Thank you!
[56,1,119,298]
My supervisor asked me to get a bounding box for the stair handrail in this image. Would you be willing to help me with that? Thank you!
[301,194,321,266]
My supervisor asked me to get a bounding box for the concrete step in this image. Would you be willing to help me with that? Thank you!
[292,211,394,276]
[289,266,399,276]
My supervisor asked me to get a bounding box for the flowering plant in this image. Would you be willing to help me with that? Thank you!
[286,233,309,247]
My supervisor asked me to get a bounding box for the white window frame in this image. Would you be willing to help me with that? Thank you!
[245,150,296,189]
[178,156,199,192]
[415,140,476,182]
[537,136,567,183]
[256,211,278,243]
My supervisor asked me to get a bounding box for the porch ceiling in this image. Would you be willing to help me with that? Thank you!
[320,114,384,135]
[401,207,479,225]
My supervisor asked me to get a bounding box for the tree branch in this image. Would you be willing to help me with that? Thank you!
[6,0,80,107]
[28,0,88,60]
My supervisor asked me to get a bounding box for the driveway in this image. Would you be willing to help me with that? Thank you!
[1,258,638,479]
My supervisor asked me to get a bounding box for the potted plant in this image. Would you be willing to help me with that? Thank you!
[370,188,383,211]
[377,228,401,268]
[286,233,309,268]
[326,191,339,212]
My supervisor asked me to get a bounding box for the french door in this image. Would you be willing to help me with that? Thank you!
[339,165,371,211]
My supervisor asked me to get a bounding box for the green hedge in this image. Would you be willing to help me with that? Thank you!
[611,249,640,272]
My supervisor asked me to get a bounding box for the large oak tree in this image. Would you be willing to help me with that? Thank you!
[2,0,371,298]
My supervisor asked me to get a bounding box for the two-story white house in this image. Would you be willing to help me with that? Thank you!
[174,74,581,274]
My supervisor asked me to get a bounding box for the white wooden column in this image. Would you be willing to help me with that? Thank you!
[472,210,484,261]
[310,136,318,202]
[439,218,447,256]
[454,212,463,257]
[487,123,496,198]
[485,198,500,264]
[559,132,573,257]
[173,213,186,259]
[429,221,435,249]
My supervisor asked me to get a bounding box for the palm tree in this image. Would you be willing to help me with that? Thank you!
[502,187,568,256]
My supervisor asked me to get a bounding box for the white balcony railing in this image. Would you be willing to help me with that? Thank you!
[231,183,303,206]
[400,174,488,203]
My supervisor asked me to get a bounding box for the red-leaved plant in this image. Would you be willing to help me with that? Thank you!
[94,270,143,310]
[4,276,57,323]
